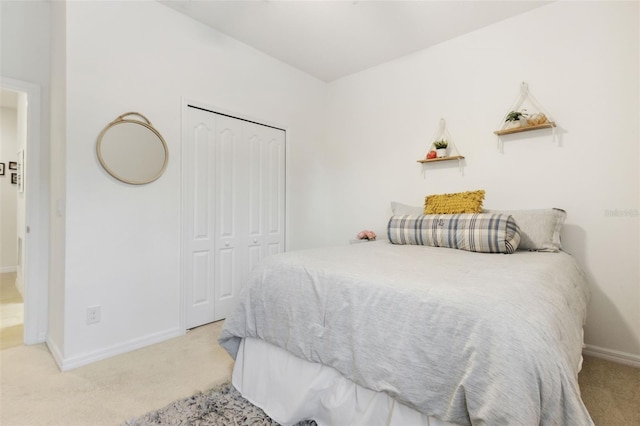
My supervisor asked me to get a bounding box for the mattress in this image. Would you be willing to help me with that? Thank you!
[220,241,593,425]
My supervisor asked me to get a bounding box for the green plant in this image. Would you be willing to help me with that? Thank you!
[505,110,528,122]
[434,140,448,149]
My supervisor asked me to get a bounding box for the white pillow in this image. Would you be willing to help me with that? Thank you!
[390,201,424,216]
[483,208,566,252]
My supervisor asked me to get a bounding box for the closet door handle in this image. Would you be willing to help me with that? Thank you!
[253,239,258,244]
[225,241,230,247]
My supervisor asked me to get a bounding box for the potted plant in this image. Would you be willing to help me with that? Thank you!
[433,140,448,158]
[505,110,529,128]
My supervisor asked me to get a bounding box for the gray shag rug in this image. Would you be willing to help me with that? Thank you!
[125,381,317,426]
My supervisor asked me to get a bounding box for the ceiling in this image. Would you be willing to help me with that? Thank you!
[159,0,551,82]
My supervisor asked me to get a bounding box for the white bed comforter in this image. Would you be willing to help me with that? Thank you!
[219,241,593,425]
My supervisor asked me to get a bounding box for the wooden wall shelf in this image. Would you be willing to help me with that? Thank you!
[493,122,556,136]
[417,155,465,164]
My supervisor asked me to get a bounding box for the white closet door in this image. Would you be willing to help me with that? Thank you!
[213,115,247,321]
[185,106,285,328]
[185,108,217,329]
[245,124,286,284]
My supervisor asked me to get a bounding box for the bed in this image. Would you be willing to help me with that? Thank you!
[219,218,593,425]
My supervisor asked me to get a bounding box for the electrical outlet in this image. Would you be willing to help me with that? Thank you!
[86,306,101,324]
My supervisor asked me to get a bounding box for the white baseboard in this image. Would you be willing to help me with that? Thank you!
[51,327,185,371]
[583,344,640,368]
[46,337,65,371]
[0,266,17,273]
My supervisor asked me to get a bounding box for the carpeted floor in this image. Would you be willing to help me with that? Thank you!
[0,272,23,350]
[578,355,640,425]
[0,321,234,426]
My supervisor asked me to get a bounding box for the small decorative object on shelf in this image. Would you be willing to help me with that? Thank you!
[433,140,448,158]
[504,110,529,129]
[356,230,376,241]
[527,112,548,126]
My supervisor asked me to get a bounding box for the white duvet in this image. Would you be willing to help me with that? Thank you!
[219,241,593,425]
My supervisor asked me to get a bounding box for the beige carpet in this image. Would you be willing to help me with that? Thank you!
[0,272,23,350]
[578,355,640,425]
[1,269,638,425]
[0,321,233,426]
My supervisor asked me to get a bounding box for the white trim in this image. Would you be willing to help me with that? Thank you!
[0,266,17,273]
[179,100,188,334]
[53,327,184,371]
[0,76,48,346]
[583,344,640,368]
[182,98,287,132]
[45,336,65,371]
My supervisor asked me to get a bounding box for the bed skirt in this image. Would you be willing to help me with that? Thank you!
[232,337,460,426]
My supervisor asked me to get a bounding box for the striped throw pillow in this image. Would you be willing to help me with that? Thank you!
[387,213,521,254]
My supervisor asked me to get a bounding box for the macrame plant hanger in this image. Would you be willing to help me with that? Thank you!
[427,118,464,175]
[495,82,556,152]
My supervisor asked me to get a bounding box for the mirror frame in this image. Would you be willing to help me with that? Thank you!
[96,112,169,185]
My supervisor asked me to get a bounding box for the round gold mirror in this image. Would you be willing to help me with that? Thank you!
[97,112,169,185]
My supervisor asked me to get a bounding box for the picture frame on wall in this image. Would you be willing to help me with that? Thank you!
[9,161,17,170]
[11,173,17,184]
[0,163,4,175]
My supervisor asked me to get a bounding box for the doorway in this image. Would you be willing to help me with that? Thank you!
[0,77,48,345]
[0,88,24,348]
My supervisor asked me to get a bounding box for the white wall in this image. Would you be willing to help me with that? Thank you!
[54,0,326,368]
[0,107,18,272]
[319,2,639,361]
